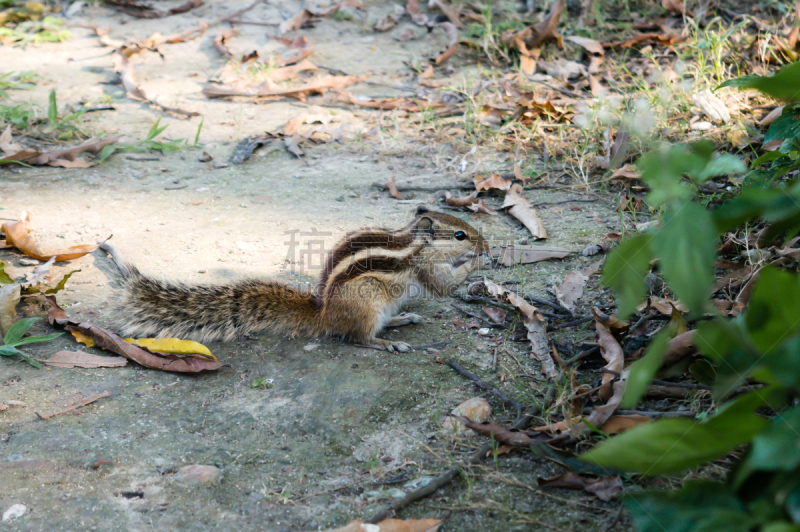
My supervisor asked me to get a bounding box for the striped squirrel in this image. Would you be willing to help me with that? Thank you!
[101,207,490,352]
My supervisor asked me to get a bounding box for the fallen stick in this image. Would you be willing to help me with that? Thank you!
[365,378,557,524]
[447,359,529,415]
[36,391,111,420]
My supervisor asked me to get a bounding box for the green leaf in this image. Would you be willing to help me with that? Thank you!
[652,202,716,317]
[695,319,760,398]
[638,144,698,205]
[692,154,746,183]
[622,324,675,407]
[765,106,800,143]
[744,407,800,474]
[21,269,79,295]
[3,316,39,345]
[751,151,786,168]
[717,63,800,103]
[745,266,800,354]
[0,261,14,285]
[624,481,752,532]
[96,144,118,163]
[0,345,42,368]
[761,523,800,532]
[743,169,779,189]
[582,389,772,475]
[689,358,716,385]
[10,332,62,346]
[601,234,653,318]
[47,88,57,126]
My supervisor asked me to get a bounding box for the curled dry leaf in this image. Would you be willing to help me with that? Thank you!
[212,29,237,60]
[442,396,491,432]
[386,176,403,200]
[273,36,316,66]
[485,279,557,379]
[468,199,498,215]
[445,191,478,207]
[608,32,686,48]
[538,473,622,502]
[278,1,363,35]
[565,35,604,55]
[660,330,698,367]
[600,414,652,435]
[454,416,542,446]
[45,296,222,373]
[112,52,199,118]
[305,517,443,532]
[596,320,625,400]
[204,74,368,101]
[481,306,506,324]
[0,283,21,338]
[23,256,55,286]
[434,22,459,64]
[0,128,120,168]
[493,245,571,266]
[609,163,641,181]
[501,186,547,240]
[2,213,98,262]
[554,270,589,313]
[473,173,512,192]
[284,135,305,158]
[109,0,203,18]
[43,351,128,369]
[661,0,685,14]
[428,0,462,27]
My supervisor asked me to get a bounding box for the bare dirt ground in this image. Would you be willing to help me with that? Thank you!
[1,1,629,530]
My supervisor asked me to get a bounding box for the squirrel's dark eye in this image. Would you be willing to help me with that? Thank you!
[454,231,467,241]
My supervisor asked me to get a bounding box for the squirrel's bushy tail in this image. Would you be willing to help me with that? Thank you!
[102,244,321,342]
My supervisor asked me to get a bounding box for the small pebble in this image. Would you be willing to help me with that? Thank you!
[19,259,40,266]
[173,465,221,485]
[303,344,319,351]
[212,161,230,169]
[2,504,26,522]
[477,327,491,336]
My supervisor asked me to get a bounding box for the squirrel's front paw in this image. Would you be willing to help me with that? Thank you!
[387,313,422,327]
[369,338,412,353]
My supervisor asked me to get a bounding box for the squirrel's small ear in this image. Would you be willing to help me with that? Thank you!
[414,216,436,239]
[415,205,430,216]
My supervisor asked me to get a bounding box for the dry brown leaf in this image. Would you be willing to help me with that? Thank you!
[493,245,571,266]
[596,319,625,401]
[43,351,128,369]
[501,188,547,239]
[212,29,237,60]
[2,213,98,262]
[453,319,480,329]
[0,283,21,338]
[528,0,566,48]
[45,296,222,373]
[278,1,363,35]
[661,0,685,13]
[445,191,478,207]
[484,280,556,379]
[307,517,443,532]
[565,35,604,55]
[274,36,316,66]
[538,473,622,501]
[660,330,698,367]
[112,52,199,118]
[610,164,640,180]
[434,22,459,64]
[23,256,55,286]
[599,414,652,435]
[395,27,417,41]
[386,176,403,199]
[109,0,203,18]
[538,59,587,80]
[36,391,111,419]
[337,92,405,110]
[204,74,367,100]
[284,135,304,158]
[609,32,686,48]
[467,199,498,215]
[554,269,589,312]
[455,416,541,446]
[442,397,491,432]
[637,297,689,314]
[758,106,785,127]
[481,306,506,324]
[473,173,512,192]
[428,0,462,27]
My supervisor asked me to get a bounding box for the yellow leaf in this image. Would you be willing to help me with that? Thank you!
[123,338,217,361]
[70,329,95,348]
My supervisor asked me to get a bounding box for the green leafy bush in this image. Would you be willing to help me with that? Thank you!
[583,61,800,532]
